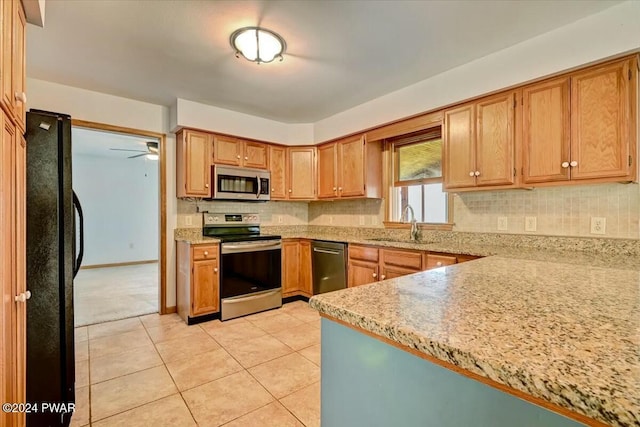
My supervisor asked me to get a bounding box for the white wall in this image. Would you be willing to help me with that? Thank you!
[27,78,179,307]
[73,153,158,265]
[313,1,640,142]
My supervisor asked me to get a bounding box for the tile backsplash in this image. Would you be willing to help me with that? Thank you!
[308,199,385,227]
[453,183,640,239]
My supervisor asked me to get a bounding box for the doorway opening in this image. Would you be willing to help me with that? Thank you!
[71,122,166,326]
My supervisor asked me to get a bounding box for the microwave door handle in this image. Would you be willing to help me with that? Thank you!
[256,175,260,199]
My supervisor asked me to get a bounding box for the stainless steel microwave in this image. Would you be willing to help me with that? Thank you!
[212,165,271,201]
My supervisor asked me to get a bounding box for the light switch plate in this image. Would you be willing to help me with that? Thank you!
[525,216,537,232]
[590,217,606,235]
[497,217,508,231]
[185,216,192,226]
[359,215,365,225]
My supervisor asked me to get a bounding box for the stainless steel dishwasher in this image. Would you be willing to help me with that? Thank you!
[311,241,347,294]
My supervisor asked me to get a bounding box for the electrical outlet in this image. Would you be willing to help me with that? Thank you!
[185,216,192,226]
[590,217,606,235]
[359,215,365,226]
[497,217,508,231]
[525,216,537,232]
[329,215,333,224]
[278,215,283,224]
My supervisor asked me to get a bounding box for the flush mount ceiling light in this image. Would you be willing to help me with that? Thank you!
[230,26,286,64]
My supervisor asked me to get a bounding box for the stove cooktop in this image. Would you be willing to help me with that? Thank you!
[208,234,282,243]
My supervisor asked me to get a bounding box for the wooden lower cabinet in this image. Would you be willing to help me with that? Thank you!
[424,253,458,270]
[176,242,220,322]
[282,239,312,297]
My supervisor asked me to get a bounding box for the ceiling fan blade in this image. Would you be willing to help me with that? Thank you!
[128,153,147,159]
[110,148,147,152]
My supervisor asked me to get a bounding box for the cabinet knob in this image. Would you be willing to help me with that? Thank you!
[338,187,343,191]
[561,161,570,168]
[14,293,26,303]
[205,184,209,188]
[288,189,292,193]
[569,161,578,167]
[14,92,26,103]
[25,290,31,300]
[474,171,480,176]
[380,275,386,280]
[204,251,209,256]
[214,267,218,272]
[469,171,475,177]
[236,155,241,159]
[436,261,443,267]
[333,187,337,191]
[372,273,377,278]
[244,156,248,160]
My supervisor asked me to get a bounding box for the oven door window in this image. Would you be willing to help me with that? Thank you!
[221,249,282,298]
[218,174,258,195]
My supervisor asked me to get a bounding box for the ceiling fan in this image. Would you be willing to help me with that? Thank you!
[109,141,159,159]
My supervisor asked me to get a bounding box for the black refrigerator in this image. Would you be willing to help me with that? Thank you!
[25,110,83,427]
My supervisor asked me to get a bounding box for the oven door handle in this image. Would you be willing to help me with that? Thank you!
[222,241,281,254]
[223,289,281,303]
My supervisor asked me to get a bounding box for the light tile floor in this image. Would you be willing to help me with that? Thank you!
[72,300,321,427]
[75,263,159,327]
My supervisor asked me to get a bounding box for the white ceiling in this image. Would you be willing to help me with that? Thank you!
[27,0,623,123]
[72,127,159,159]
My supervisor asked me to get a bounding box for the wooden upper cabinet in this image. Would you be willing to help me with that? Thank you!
[1,0,13,117]
[243,141,268,169]
[12,1,25,130]
[317,143,337,199]
[570,59,632,181]
[522,77,571,184]
[176,129,212,198]
[268,145,287,199]
[288,147,316,199]
[191,258,219,316]
[318,135,382,199]
[213,135,268,169]
[443,91,516,190]
[213,135,242,166]
[475,92,515,186]
[443,104,476,189]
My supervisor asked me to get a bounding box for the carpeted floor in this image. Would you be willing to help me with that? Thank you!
[74,262,158,327]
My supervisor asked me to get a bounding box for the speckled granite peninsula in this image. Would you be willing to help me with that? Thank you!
[310,256,640,427]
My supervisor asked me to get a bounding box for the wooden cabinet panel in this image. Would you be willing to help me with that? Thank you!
[176,129,211,197]
[213,135,241,166]
[381,265,420,280]
[522,78,571,183]
[1,0,12,116]
[444,104,476,189]
[425,254,457,270]
[269,145,287,199]
[317,143,337,198]
[243,141,268,169]
[348,260,378,287]
[282,240,300,294]
[382,249,422,270]
[192,245,218,261]
[191,259,219,316]
[349,245,379,263]
[338,136,366,197]
[299,240,312,296]
[571,59,631,180]
[14,134,25,420]
[475,92,515,186]
[288,147,316,199]
[12,1,25,130]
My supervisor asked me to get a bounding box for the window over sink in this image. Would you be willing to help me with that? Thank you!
[388,127,451,226]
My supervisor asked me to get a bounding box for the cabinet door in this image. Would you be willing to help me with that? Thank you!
[191,259,219,316]
[317,143,337,198]
[14,134,25,423]
[243,141,268,169]
[288,147,316,199]
[282,240,300,294]
[213,135,242,166]
[570,59,631,180]
[298,240,312,296]
[425,254,457,270]
[522,78,571,183]
[177,130,211,197]
[12,1,25,130]
[348,260,378,287]
[475,92,515,186]
[268,145,287,199]
[338,136,366,197]
[1,0,12,115]
[381,248,422,270]
[380,265,420,281]
[443,104,476,189]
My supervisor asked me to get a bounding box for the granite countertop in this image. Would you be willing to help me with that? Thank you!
[309,256,640,427]
[174,229,220,244]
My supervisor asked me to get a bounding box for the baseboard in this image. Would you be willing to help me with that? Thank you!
[80,259,158,270]
[283,294,310,304]
[165,306,177,314]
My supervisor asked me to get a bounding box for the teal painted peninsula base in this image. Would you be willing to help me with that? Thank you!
[321,318,584,427]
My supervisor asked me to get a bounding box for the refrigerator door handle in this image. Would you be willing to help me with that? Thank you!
[72,191,84,278]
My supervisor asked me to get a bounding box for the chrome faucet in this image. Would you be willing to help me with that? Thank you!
[401,205,419,241]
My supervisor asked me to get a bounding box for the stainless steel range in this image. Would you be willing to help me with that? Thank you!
[203,213,282,320]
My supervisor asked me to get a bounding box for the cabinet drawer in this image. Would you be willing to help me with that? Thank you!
[193,245,219,261]
[425,254,457,269]
[349,245,379,262]
[382,249,422,270]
